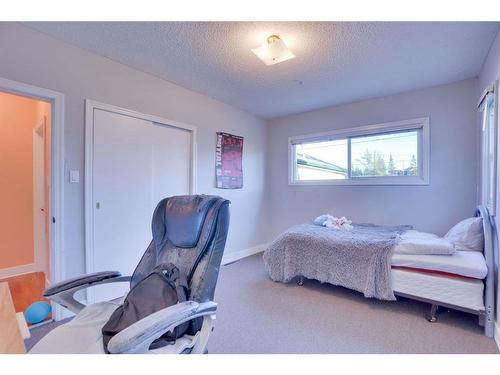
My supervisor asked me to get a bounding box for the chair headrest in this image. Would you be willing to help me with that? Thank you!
[152,195,219,249]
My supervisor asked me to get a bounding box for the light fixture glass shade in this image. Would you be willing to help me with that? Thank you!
[252,35,295,66]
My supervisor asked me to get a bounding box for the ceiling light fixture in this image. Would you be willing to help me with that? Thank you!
[251,35,295,66]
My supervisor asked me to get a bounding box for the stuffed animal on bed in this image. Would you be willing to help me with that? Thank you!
[313,214,353,231]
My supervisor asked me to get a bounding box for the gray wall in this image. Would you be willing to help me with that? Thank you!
[267,79,479,238]
[478,27,500,330]
[0,23,271,280]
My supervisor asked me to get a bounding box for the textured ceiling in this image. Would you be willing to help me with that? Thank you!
[25,22,499,119]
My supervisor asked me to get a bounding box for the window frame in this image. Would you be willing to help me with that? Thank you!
[478,80,498,216]
[288,117,430,186]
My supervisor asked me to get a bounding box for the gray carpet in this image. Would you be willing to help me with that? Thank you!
[26,253,499,353]
[208,254,498,354]
[25,318,71,351]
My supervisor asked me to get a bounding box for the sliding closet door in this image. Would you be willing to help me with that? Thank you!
[90,108,192,303]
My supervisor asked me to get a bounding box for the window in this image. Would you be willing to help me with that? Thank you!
[295,139,348,180]
[479,81,498,215]
[350,130,419,177]
[289,118,429,185]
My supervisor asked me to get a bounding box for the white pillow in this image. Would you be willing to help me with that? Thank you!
[394,230,455,255]
[444,217,484,252]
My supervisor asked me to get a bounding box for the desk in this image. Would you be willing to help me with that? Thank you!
[0,282,26,353]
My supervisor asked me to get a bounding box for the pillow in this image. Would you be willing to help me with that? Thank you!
[444,217,484,252]
[394,230,455,255]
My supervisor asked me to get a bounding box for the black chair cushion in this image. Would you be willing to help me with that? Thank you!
[164,196,217,248]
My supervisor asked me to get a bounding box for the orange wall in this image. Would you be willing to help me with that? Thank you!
[0,92,42,269]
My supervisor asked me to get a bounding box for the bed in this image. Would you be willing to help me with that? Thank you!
[263,206,495,337]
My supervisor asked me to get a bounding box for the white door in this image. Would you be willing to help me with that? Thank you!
[90,108,193,303]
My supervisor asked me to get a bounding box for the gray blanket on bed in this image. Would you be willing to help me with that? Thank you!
[263,223,412,300]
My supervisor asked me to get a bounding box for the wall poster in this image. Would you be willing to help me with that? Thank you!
[215,132,243,189]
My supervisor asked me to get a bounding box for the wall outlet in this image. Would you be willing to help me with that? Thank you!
[69,170,80,184]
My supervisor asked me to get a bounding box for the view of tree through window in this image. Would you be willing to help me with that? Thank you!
[294,129,420,181]
[350,130,418,177]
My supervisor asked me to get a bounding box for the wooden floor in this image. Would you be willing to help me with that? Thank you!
[0,272,49,318]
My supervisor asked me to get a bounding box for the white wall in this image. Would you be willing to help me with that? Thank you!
[0,23,270,281]
[478,27,500,334]
[267,79,479,238]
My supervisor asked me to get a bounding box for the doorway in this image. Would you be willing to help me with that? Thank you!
[0,91,52,322]
[0,76,65,321]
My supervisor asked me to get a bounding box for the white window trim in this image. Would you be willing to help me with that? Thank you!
[288,117,430,186]
[478,80,498,216]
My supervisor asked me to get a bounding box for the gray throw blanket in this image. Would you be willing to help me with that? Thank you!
[263,223,412,300]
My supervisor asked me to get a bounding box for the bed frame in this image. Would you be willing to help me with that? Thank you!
[298,206,496,338]
[395,206,495,337]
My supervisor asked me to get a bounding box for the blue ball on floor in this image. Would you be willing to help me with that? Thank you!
[24,301,51,324]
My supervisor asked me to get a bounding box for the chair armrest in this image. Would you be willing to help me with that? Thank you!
[44,271,122,297]
[107,301,217,354]
[44,272,131,314]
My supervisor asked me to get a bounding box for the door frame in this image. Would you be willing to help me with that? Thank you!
[0,76,65,321]
[84,100,197,303]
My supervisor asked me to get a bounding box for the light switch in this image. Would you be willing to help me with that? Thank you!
[69,170,80,184]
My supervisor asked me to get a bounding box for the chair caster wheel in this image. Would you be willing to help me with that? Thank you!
[297,277,304,286]
[426,315,438,323]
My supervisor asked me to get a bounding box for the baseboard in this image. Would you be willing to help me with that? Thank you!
[222,243,269,265]
[0,263,37,279]
[57,307,76,321]
[495,322,500,351]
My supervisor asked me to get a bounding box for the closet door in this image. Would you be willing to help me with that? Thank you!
[90,108,192,303]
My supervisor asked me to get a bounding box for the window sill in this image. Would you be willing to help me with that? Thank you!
[289,177,429,186]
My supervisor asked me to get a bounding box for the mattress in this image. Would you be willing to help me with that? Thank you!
[391,250,487,279]
[391,268,485,311]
